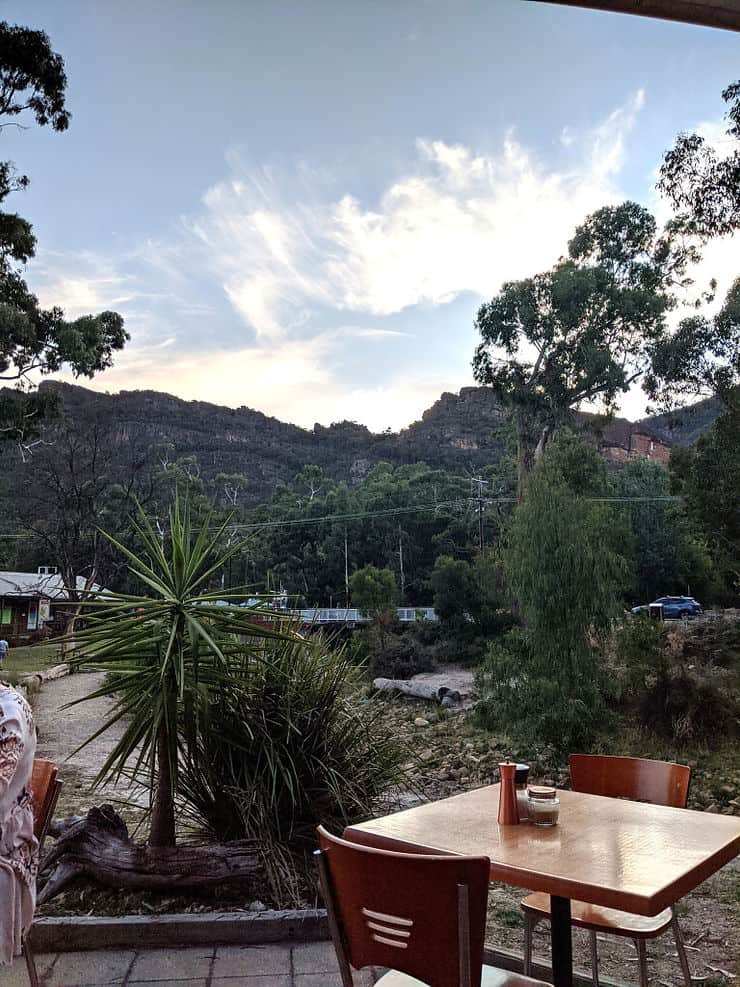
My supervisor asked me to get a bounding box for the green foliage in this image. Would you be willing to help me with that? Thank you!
[658,79,740,239]
[66,500,293,847]
[0,21,69,130]
[472,202,695,494]
[477,435,633,751]
[177,629,405,896]
[365,625,435,679]
[431,552,513,636]
[431,556,473,626]
[669,397,740,601]
[647,278,740,407]
[0,20,127,445]
[349,564,397,615]
[615,617,739,744]
[612,458,717,603]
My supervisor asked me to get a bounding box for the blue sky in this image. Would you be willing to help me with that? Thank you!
[5,0,739,429]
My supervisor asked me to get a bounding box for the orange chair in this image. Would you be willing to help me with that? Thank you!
[316,825,551,987]
[521,754,692,987]
[22,759,63,987]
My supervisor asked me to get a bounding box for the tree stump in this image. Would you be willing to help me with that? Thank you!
[39,804,262,903]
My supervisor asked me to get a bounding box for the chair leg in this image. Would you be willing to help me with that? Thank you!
[589,929,600,987]
[523,913,538,977]
[634,939,648,987]
[671,908,693,987]
[23,939,40,987]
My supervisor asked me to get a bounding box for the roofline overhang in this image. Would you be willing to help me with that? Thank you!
[524,0,740,32]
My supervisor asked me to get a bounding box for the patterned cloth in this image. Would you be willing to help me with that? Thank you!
[0,684,38,965]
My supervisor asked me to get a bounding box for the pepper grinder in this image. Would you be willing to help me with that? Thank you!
[498,760,520,825]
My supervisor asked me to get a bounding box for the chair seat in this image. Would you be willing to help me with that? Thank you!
[521,892,673,939]
[377,963,551,986]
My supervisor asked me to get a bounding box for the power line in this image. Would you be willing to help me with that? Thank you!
[0,496,684,540]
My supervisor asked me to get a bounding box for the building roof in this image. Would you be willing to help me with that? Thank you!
[526,0,740,32]
[0,571,103,600]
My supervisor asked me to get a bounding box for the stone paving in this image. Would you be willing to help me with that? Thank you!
[4,941,383,987]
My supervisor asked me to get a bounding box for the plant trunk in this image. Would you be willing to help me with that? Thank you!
[149,720,176,847]
[38,806,261,903]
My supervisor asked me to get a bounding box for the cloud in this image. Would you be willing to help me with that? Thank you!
[39,90,674,429]
[190,92,645,335]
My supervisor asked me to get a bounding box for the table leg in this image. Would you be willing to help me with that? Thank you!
[550,895,573,987]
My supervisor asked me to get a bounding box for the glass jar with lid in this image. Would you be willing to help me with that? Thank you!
[527,785,560,826]
[515,763,530,821]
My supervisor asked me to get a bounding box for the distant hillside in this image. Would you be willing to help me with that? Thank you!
[0,382,720,507]
[640,396,724,446]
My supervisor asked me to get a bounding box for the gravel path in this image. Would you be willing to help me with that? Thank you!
[33,670,149,826]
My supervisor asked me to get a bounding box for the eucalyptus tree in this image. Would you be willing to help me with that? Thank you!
[658,80,740,240]
[472,202,696,498]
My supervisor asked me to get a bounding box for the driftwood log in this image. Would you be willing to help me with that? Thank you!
[39,804,262,904]
[372,677,462,706]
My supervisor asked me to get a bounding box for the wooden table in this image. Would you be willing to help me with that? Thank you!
[345,784,740,987]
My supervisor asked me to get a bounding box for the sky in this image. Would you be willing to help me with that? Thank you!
[4,0,739,431]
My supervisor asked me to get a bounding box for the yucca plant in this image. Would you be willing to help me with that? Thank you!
[66,499,293,847]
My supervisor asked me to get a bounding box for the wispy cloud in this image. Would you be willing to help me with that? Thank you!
[189,92,645,337]
[43,89,732,430]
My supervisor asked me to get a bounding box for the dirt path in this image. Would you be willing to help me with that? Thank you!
[33,670,149,827]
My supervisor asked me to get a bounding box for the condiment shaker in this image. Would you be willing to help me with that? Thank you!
[498,761,520,825]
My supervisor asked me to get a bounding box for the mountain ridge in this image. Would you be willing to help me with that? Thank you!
[8,381,722,507]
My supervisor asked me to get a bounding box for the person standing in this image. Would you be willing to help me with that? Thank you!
[0,682,38,966]
[0,639,7,671]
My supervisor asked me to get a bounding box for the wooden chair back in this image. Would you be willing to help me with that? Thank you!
[316,825,490,987]
[569,754,690,808]
[29,759,62,849]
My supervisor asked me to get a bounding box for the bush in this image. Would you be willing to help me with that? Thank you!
[615,616,739,743]
[177,628,406,894]
[367,627,435,679]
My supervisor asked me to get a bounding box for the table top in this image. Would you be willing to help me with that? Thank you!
[345,784,740,916]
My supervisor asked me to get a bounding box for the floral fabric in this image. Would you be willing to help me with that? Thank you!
[0,684,38,965]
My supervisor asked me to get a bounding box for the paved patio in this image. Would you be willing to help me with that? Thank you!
[5,941,382,987]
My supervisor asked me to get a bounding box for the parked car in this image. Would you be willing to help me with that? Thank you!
[630,596,703,620]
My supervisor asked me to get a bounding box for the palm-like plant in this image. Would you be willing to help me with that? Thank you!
[67,500,291,846]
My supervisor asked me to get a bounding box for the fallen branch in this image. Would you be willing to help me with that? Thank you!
[373,677,462,706]
[39,804,262,903]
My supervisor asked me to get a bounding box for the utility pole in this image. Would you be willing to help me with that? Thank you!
[470,476,488,552]
[398,524,405,602]
[344,527,349,605]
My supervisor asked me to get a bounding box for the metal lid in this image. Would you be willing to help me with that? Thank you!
[527,785,557,800]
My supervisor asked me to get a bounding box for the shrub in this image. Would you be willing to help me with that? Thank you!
[615,616,739,743]
[177,628,406,893]
[640,665,738,742]
[368,630,435,679]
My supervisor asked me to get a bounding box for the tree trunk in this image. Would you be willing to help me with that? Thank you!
[38,805,262,904]
[149,720,176,847]
[533,425,551,465]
